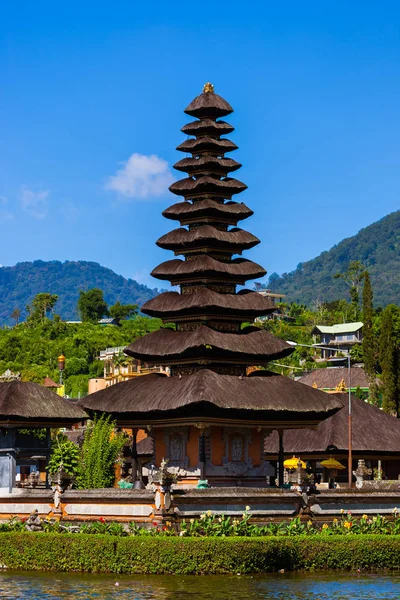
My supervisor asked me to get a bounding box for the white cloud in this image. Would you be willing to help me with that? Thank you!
[20,186,50,219]
[105,153,175,200]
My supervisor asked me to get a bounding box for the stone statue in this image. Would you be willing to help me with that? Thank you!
[25,509,43,532]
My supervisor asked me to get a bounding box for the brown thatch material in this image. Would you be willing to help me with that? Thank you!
[181,119,234,136]
[142,289,276,319]
[156,226,259,252]
[151,256,266,283]
[162,200,252,223]
[43,376,61,388]
[125,326,293,362]
[184,92,233,118]
[169,176,247,198]
[81,369,342,420]
[0,380,87,425]
[173,156,241,175]
[177,137,237,154]
[299,366,376,389]
[263,394,400,454]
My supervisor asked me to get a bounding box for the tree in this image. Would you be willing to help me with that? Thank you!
[75,414,126,489]
[362,272,379,404]
[26,293,58,324]
[379,305,399,416]
[334,261,365,320]
[77,289,109,323]
[47,433,79,477]
[11,308,20,327]
[109,301,138,325]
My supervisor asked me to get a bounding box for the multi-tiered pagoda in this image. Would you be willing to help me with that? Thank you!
[83,85,341,487]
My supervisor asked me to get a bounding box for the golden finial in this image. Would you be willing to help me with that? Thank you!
[335,378,347,392]
[203,82,214,94]
[312,381,318,389]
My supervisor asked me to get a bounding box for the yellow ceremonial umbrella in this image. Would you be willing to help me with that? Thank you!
[284,456,306,470]
[320,458,346,470]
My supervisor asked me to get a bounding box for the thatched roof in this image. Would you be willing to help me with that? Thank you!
[151,256,266,284]
[162,200,252,223]
[80,369,342,425]
[299,366,374,389]
[0,380,87,425]
[181,118,234,137]
[264,394,400,454]
[142,289,276,319]
[43,376,61,388]
[184,92,233,118]
[173,156,241,175]
[169,176,247,199]
[156,226,259,253]
[124,325,293,363]
[177,137,238,155]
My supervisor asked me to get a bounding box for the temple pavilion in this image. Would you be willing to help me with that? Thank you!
[82,84,341,487]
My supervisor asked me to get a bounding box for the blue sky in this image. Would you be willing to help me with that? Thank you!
[1,1,399,289]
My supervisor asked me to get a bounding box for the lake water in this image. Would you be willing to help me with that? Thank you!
[0,572,399,599]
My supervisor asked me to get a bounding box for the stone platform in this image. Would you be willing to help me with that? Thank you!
[0,486,399,524]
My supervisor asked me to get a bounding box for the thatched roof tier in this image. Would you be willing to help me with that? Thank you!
[298,366,377,390]
[162,200,253,224]
[0,380,87,426]
[177,137,238,155]
[43,376,61,388]
[151,256,266,284]
[184,92,233,118]
[80,369,342,427]
[173,156,241,175]
[125,325,293,363]
[169,176,247,199]
[181,118,234,137]
[156,226,259,254]
[263,394,400,455]
[142,289,276,320]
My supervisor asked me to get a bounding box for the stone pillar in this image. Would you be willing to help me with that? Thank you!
[131,429,138,483]
[0,428,16,493]
[278,430,284,487]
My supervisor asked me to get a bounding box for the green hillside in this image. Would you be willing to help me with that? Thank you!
[0,260,158,325]
[268,210,400,306]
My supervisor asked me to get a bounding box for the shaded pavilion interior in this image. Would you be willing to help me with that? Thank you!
[264,394,400,483]
[82,84,341,488]
[0,378,87,492]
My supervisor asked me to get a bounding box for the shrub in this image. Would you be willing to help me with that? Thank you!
[75,414,126,489]
[1,534,400,574]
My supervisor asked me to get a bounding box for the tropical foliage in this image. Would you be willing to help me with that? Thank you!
[75,414,127,489]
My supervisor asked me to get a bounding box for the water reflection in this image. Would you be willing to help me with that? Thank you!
[0,572,399,599]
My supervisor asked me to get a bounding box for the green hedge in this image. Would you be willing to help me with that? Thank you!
[1,534,400,574]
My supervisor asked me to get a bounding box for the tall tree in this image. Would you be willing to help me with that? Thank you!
[77,289,109,323]
[10,308,20,327]
[362,272,378,404]
[109,301,138,325]
[26,293,58,324]
[334,260,365,321]
[379,305,399,416]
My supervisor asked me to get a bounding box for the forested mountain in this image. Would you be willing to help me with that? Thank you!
[268,211,400,306]
[0,260,158,325]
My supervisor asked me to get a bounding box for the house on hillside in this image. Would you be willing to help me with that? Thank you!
[312,322,363,360]
[87,347,169,392]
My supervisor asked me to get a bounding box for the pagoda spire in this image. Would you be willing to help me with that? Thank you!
[125,85,293,376]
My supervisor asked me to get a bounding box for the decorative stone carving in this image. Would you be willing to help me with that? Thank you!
[0,370,21,382]
[231,435,244,462]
